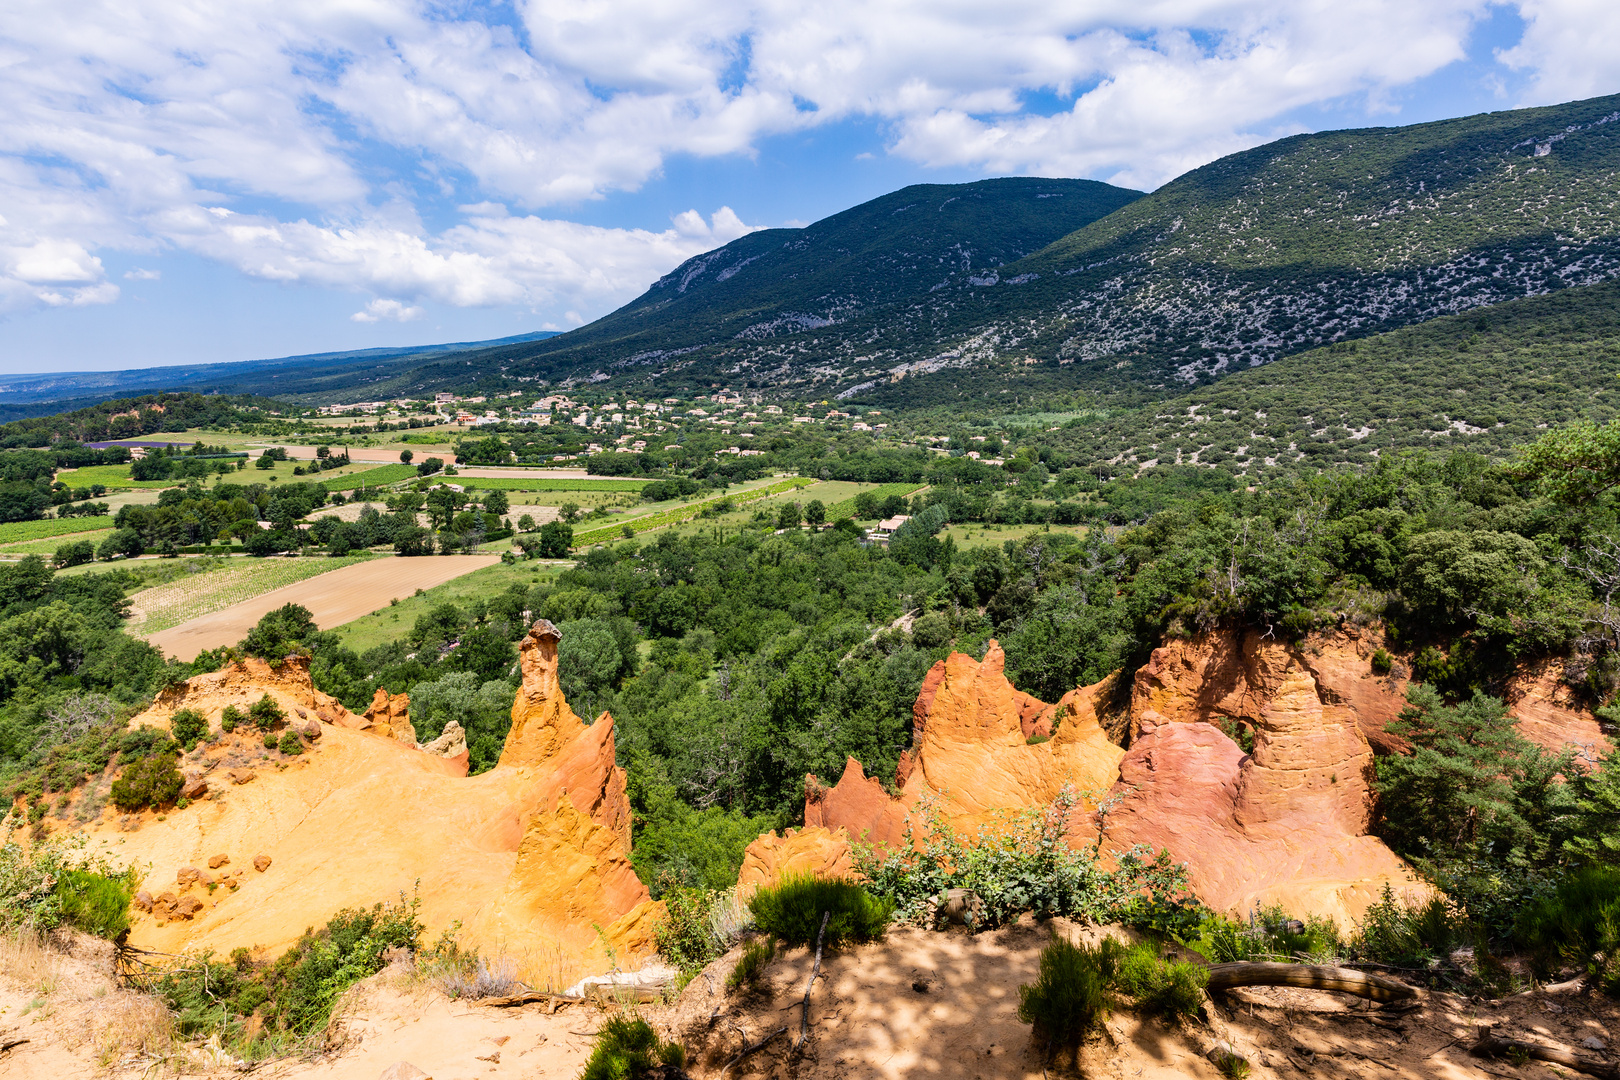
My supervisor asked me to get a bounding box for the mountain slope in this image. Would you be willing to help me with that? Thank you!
[438,92,1620,402]
[1048,277,1620,476]
[976,91,1620,385]
[438,177,1142,386]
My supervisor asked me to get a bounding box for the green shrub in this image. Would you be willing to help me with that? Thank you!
[748,874,892,949]
[170,708,208,749]
[1352,885,1454,965]
[55,867,136,940]
[220,705,244,733]
[1370,647,1393,675]
[1180,906,1342,964]
[726,937,776,993]
[1516,866,1620,988]
[0,840,64,931]
[249,693,284,730]
[278,731,303,755]
[146,892,423,1054]
[110,752,183,812]
[1112,941,1208,1020]
[263,734,277,750]
[654,883,722,978]
[856,789,1192,929]
[1017,934,1119,1057]
[580,1016,685,1080]
[53,540,95,568]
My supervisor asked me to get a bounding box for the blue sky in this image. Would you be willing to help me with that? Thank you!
[1,0,1614,376]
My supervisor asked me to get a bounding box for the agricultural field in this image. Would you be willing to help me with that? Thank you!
[145,554,499,660]
[573,477,815,546]
[322,463,419,491]
[936,521,1092,549]
[823,481,927,521]
[331,558,553,654]
[0,516,116,544]
[659,479,917,540]
[453,477,648,492]
[53,463,175,490]
[0,528,115,556]
[126,553,379,636]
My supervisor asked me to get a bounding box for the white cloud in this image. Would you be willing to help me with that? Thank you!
[0,0,1611,328]
[1498,0,1620,104]
[124,267,160,280]
[351,298,424,323]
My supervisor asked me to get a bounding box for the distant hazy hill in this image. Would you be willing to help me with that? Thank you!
[0,331,559,418]
[436,91,1620,403]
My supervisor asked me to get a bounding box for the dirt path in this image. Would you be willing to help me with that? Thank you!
[145,555,500,660]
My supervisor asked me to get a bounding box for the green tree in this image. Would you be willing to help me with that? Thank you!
[1512,418,1620,503]
[399,449,413,465]
[240,603,324,658]
[1568,740,1620,863]
[1375,684,1574,868]
[96,528,144,561]
[537,520,573,558]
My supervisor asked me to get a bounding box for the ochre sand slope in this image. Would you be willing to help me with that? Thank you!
[81,622,658,984]
[144,554,499,661]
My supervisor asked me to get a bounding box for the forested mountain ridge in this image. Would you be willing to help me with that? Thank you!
[427,91,1620,403]
[419,177,1141,391]
[981,91,1620,386]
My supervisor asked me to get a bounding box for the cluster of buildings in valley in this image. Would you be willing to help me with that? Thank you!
[311,389,894,455]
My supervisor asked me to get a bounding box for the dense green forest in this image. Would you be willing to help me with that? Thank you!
[12,416,1620,930]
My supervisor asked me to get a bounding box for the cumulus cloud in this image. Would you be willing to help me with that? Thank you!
[351,299,424,323]
[0,0,1611,326]
[124,268,160,280]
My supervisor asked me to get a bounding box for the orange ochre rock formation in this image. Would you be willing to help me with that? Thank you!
[90,622,659,981]
[788,628,1605,928]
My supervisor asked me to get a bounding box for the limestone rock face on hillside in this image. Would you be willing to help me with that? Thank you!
[88,627,658,984]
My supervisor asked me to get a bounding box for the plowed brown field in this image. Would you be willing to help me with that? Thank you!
[145,554,500,660]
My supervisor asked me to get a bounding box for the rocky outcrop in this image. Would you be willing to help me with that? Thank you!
[362,687,416,745]
[806,637,1434,927]
[1131,627,1604,758]
[737,827,858,898]
[809,642,1127,846]
[1505,658,1607,765]
[1102,665,1426,928]
[92,621,658,980]
[420,719,470,771]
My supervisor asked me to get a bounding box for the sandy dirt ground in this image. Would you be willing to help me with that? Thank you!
[145,555,500,660]
[6,920,1620,1080]
[0,941,598,1080]
[665,918,1620,1080]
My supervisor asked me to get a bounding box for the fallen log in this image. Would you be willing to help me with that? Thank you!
[1206,962,1419,1002]
[1472,1025,1620,1079]
[477,991,586,1008]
